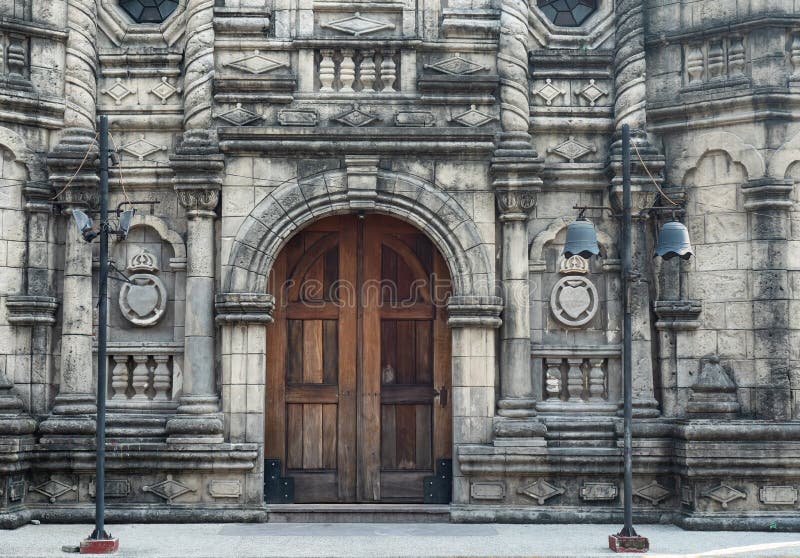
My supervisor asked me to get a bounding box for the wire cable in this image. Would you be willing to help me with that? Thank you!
[107,131,133,207]
[50,132,99,201]
[631,140,679,206]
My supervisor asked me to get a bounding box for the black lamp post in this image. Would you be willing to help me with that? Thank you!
[563,124,693,553]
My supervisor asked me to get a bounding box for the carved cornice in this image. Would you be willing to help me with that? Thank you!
[496,187,537,221]
[215,293,275,324]
[171,131,224,217]
[741,178,794,212]
[447,295,503,329]
[6,295,59,326]
[653,299,702,331]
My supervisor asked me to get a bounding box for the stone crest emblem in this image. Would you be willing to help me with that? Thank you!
[550,275,598,327]
[119,249,167,327]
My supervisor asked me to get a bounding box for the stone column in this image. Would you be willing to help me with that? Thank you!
[447,295,503,505]
[182,0,216,133]
[741,178,794,420]
[38,0,99,442]
[496,189,537,417]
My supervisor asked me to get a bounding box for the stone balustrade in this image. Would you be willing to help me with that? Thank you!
[106,343,183,410]
[316,48,399,93]
[0,28,31,90]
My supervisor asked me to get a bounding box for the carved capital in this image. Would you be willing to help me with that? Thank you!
[741,178,794,212]
[176,188,219,216]
[215,292,275,323]
[653,299,702,331]
[496,187,536,220]
[447,295,503,328]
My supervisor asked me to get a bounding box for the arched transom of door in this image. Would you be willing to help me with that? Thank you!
[266,214,453,503]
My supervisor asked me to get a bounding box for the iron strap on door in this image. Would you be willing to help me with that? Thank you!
[423,459,452,503]
[264,458,294,503]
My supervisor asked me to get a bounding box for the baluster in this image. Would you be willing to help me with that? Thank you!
[791,34,800,76]
[728,35,745,76]
[545,358,562,400]
[319,49,335,92]
[566,358,584,402]
[131,354,150,400]
[707,40,724,79]
[359,49,376,92]
[340,48,355,92]
[7,35,26,78]
[380,49,396,92]
[588,358,606,401]
[152,355,171,401]
[686,44,704,84]
[111,355,129,400]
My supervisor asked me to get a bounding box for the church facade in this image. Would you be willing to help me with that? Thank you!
[1,0,800,529]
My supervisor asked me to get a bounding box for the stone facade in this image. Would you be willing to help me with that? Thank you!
[0,0,799,530]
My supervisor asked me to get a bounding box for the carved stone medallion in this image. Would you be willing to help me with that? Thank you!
[119,250,167,327]
[550,275,598,327]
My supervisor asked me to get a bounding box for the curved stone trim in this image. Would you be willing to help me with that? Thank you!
[121,214,187,270]
[767,130,800,179]
[224,169,495,299]
[672,131,766,185]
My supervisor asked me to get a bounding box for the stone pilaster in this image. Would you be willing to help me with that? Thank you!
[495,189,537,418]
[653,300,702,417]
[741,178,794,420]
[166,135,224,443]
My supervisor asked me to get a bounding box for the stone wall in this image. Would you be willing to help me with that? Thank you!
[0,0,799,529]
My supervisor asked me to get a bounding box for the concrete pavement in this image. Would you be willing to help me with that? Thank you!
[2,522,800,558]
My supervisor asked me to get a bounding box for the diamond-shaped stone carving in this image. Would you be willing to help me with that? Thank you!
[448,104,497,127]
[333,103,378,127]
[102,78,136,105]
[149,77,181,104]
[119,135,167,161]
[225,50,288,74]
[425,54,488,75]
[634,482,672,505]
[31,476,77,503]
[518,479,565,505]
[534,78,566,106]
[548,136,596,162]
[575,79,608,107]
[217,103,264,126]
[321,12,395,36]
[702,483,746,509]
[142,474,195,503]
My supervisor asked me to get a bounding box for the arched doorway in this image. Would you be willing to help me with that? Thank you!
[265,214,452,503]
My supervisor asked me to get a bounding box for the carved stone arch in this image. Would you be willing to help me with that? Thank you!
[671,131,766,186]
[0,125,40,181]
[768,130,800,179]
[224,169,495,299]
[116,214,187,270]
[529,215,618,265]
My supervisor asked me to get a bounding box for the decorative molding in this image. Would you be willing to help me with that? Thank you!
[533,79,566,106]
[759,486,798,506]
[5,295,59,325]
[550,276,599,328]
[278,109,318,127]
[741,178,794,212]
[518,479,565,504]
[333,103,379,127]
[177,189,220,213]
[425,55,488,76]
[548,137,596,162]
[580,482,617,501]
[471,482,506,501]
[496,187,537,219]
[89,478,131,499]
[447,105,497,127]
[394,111,435,127]
[119,272,168,327]
[119,135,168,161]
[208,479,242,499]
[215,292,275,324]
[101,78,136,105]
[635,482,672,505]
[702,484,746,509]
[30,476,77,503]
[149,77,181,104]
[142,475,195,504]
[225,50,288,75]
[217,103,264,126]
[447,295,503,329]
[653,300,702,331]
[559,255,589,275]
[320,13,395,36]
[575,79,608,106]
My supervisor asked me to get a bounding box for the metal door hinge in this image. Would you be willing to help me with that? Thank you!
[264,458,294,503]
[423,458,452,504]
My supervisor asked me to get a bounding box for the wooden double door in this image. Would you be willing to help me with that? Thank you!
[266,215,452,503]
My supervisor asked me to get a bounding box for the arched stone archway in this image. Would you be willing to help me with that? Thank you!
[216,167,503,506]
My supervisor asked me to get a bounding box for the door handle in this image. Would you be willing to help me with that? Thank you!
[433,386,448,407]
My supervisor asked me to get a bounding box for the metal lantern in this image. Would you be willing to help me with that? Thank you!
[654,219,693,260]
[562,217,600,259]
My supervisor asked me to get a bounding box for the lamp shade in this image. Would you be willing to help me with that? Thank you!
[563,218,600,259]
[655,220,693,260]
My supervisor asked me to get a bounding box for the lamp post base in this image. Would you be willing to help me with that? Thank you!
[79,537,119,554]
[609,534,649,553]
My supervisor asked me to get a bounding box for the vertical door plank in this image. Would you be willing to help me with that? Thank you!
[286,320,304,384]
[381,404,397,469]
[415,404,432,469]
[380,320,397,384]
[395,321,415,384]
[395,404,417,469]
[432,251,452,461]
[286,404,303,469]
[303,320,324,384]
[265,252,287,469]
[323,247,339,301]
[381,245,397,304]
[303,253,324,300]
[337,218,358,501]
[322,403,338,469]
[415,321,433,384]
[322,320,338,385]
[359,217,382,501]
[303,403,323,469]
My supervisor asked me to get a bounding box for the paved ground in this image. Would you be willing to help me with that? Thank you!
[2,523,800,558]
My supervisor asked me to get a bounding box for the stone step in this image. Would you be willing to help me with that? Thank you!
[267,504,451,523]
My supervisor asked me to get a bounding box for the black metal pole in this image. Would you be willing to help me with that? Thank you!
[620,123,635,538]
[92,115,109,540]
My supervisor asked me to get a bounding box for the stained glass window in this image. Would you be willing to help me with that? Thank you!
[537,0,597,27]
[119,0,178,24]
